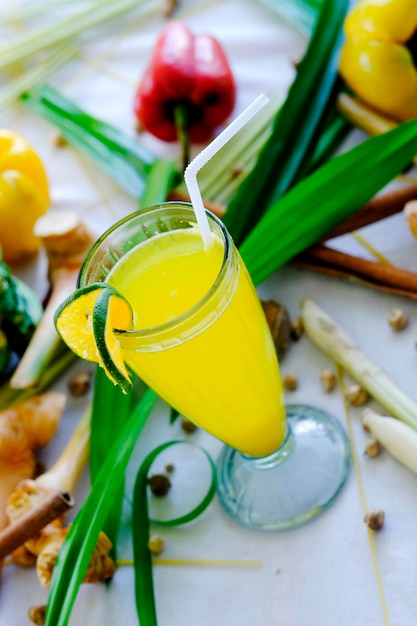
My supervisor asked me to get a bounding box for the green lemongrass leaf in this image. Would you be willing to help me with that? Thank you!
[90,367,136,554]
[23,85,155,197]
[241,118,417,287]
[301,110,351,176]
[140,159,180,208]
[256,0,322,35]
[45,388,158,626]
[0,0,150,70]
[224,0,348,244]
[169,407,180,424]
[132,441,217,625]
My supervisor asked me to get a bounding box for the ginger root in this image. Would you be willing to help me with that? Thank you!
[0,392,65,531]
[6,407,116,587]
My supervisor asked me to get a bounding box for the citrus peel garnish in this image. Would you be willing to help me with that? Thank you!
[54,282,133,393]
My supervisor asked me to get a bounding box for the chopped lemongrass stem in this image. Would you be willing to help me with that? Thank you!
[362,409,417,475]
[0,0,153,70]
[118,558,262,567]
[184,94,270,249]
[300,298,417,431]
[37,405,91,494]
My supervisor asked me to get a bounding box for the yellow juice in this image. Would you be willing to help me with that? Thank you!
[107,227,285,457]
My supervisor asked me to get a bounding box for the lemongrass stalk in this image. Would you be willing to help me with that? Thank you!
[0,349,76,410]
[362,409,417,475]
[0,44,77,120]
[11,211,96,389]
[0,0,86,24]
[199,96,280,196]
[209,128,272,202]
[37,405,91,494]
[0,0,153,70]
[300,298,417,430]
[175,95,281,200]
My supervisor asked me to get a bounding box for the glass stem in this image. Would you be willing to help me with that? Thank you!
[241,425,294,469]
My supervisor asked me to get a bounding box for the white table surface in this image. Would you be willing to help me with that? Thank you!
[2,1,417,625]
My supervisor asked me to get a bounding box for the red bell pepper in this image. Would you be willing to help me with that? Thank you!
[133,21,236,145]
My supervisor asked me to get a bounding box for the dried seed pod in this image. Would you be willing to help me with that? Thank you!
[364,509,385,531]
[364,438,382,457]
[148,474,171,497]
[28,605,46,625]
[50,131,67,148]
[181,417,197,433]
[404,200,417,238]
[345,384,368,406]
[388,308,408,331]
[283,373,298,391]
[261,299,292,360]
[320,368,336,393]
[68,370,92,397]
[148,535,164,555]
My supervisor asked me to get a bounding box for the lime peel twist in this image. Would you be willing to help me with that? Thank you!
[54,282,133,393]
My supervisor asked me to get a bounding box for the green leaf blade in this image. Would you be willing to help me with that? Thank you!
[241,118,417,286]
[45,388,158,626]
[224,0,349,244]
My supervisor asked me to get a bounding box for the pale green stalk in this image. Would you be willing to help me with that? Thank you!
[301,298,417,431]
[175,95,281,201]
[0,0,87,24]
[0,45,77,119]
[0,0,153,70]
[363,409,417,475]
[0,349,76,410]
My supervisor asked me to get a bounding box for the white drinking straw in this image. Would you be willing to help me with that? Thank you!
[184,93,270,249]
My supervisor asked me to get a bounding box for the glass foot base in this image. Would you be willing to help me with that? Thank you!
[216,404,351,531]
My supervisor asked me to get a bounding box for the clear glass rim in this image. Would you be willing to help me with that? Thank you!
[78,202,232,339]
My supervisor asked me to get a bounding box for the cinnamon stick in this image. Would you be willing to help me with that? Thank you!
[0,490,73,561]
[294,244,417,300]
[324,184,417,240]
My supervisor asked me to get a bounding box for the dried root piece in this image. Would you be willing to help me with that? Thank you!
[36,529,115,588]
[4,406,115,588]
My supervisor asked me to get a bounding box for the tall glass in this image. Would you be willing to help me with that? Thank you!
[79,202,350,531]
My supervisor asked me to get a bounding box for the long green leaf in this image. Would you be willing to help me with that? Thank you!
[22,85,155,198]
[224,0,348,244]
[241,118,417,286]
[90,367,136,555]
[132,441,217,626]
[45,388,158,626]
